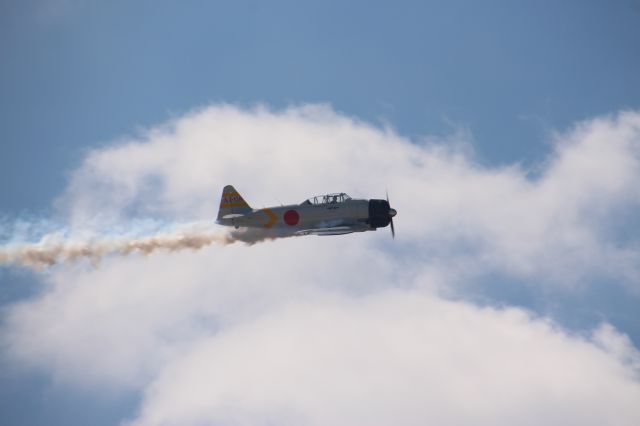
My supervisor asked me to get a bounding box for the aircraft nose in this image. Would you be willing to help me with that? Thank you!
[389,208,397,217]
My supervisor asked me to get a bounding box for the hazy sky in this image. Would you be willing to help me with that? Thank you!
[1,1,640,425]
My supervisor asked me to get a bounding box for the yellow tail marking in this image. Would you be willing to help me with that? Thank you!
[220,191,249,208]
[262,208,278,228]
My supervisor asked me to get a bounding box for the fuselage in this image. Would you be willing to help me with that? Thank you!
[218,199,369,230]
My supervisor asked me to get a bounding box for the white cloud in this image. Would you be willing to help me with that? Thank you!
[54,105,640,288]
[128,293,640,426]
[4,237,397,389]
[3,105,640,424]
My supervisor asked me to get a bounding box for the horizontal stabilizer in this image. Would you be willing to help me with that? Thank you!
[221,213,246,219]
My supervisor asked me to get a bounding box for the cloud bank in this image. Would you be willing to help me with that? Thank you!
[2,104,640,425]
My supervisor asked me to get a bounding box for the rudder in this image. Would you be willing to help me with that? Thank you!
[217,185,252,220]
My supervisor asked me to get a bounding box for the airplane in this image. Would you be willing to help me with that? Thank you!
[216,185,397,237]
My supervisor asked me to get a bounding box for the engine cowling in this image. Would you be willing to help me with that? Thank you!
[367,199,392,228]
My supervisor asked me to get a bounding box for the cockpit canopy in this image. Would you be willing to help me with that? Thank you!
[301,193,352,205]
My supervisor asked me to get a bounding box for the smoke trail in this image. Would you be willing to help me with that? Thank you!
[0,224,295,270]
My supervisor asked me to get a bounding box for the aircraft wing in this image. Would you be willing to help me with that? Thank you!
[295,225,368,236]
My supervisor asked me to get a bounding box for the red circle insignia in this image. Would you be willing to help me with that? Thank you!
[283,209,300,226]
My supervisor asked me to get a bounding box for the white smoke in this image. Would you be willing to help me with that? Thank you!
[0,223,294,269]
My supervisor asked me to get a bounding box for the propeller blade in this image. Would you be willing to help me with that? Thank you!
[386,190,395,239]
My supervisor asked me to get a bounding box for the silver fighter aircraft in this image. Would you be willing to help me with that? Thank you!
[217,185,397,237]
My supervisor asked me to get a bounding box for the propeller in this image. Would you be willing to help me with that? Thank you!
[386,190,396,239]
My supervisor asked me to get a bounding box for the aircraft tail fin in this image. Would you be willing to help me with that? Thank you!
[217,185,252,220]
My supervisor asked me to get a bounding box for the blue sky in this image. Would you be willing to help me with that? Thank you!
[1,1,640,425]
[3,0,639,211]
